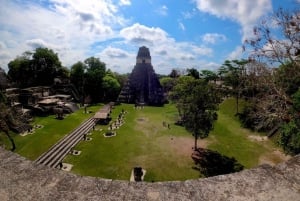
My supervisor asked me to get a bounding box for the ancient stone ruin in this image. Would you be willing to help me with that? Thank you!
[118,46,164,105]
[0,147,299,201]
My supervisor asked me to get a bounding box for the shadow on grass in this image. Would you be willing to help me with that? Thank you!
[192,148,244,177]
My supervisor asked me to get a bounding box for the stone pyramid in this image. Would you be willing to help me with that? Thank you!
[118,46,164,105]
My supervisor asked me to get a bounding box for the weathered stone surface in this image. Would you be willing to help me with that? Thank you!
[0,148,299,201]
[118,46,164,105]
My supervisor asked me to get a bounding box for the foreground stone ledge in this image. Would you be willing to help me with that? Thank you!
[0,148,299,201]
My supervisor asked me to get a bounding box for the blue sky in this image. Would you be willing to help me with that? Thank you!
[0,0,299,74]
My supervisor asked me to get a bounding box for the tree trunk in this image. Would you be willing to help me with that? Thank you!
[236,90,239,115]
[4,131,16,151]
[236,95,239,114]
[194,133,198,150]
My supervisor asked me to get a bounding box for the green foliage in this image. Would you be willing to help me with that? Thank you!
[84,57,106,102]
[279,120,300,155]
[292,89,300,112]
[70,61,85,96]
[8,48,65,87]
[219,59,248,114]
[159,76,177,93]
[186,68,200,79]
[102,72,121,101]
[8,55,33,87]
[200,70,218,83]
[170,76,219,148]
[276,62,300,96]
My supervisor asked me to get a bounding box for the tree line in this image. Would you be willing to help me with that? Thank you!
[6,48,123,103]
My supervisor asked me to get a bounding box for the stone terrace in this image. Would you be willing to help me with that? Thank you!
[0,148,299,201]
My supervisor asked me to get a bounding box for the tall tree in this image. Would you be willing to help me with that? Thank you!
[31,47,62,86]
[84,57,106,102]
[170,76,219,149]
[8,54,33,87]
[70,61,86,102]
[220,59,248,114]
[241,8,300,154]
[245,8,300,66]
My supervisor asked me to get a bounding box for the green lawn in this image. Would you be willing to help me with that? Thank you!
[2,98,287,181]
[2,104,102,160]
[64,104,199,181]
[207,98,284,168]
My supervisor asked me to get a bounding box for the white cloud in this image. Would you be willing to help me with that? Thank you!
[194,0,272,41]
[178,22,185,31]
[0,41,6,49]
[120,23,170,45]
[0,0,219,74]
[202,33,227,44]
[182,8,197,19]
[0,0,127,70]
[25,39,61,50]
[101,46,130,58]
[228,46,244,60]
[191,45,213,56]
[119,0,131,6]
[156,5,168,16]
[101,23,214,74]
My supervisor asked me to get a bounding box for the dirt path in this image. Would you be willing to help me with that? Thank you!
[248,135,291,166]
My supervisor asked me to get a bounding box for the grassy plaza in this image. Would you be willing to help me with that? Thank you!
[3,98,289,182]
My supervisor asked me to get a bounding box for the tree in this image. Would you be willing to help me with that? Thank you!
[169,69,181,78]
[245,8,299,66]
[279,120,300,155]
[70,61,86,103]
[186,68,200,79]
[200,70,218,83]
[170,76,219,149]
[0,103,16,151]
[31,47,63,86]
[102,70,121,101]
[8,48,64,87]
[159,76,177,94]
[84,57,106,102]
[8,54,33,87]
[220,59,248,114]
[0,67,9,90]
[240,8,300,154]
[278,89,300,155]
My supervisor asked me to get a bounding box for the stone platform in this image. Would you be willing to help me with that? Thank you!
[0,148,299,201]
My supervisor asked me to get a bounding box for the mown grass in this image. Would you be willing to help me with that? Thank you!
[207,98,278,168]
[2,104,102,160]
[3,98,286,181]
[64,104,199,181]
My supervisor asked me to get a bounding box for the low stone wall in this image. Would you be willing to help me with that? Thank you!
[0,148,299,201]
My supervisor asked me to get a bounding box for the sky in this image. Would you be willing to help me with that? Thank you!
[0,0,299,75]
